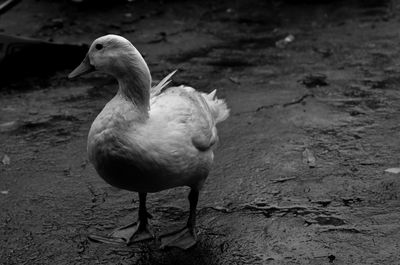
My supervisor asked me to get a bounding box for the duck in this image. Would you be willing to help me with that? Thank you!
[68,34,229,250]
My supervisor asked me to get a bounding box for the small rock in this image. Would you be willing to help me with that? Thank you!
[80,161,87,168]
[2,155,10,165]
[275,34,295,48]
[63,167,71,176]
[313,199,332,207]
[1,190,9,195]
[313,47,333,58]
[45,18,64,29]
[301,73,328,88]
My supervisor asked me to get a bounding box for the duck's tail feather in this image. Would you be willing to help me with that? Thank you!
[151,70,178,97]
[204,89,230,124]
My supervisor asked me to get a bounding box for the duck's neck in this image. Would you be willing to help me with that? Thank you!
[115,53,151,114]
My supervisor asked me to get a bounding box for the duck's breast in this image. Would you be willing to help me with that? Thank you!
[90,128,212,192]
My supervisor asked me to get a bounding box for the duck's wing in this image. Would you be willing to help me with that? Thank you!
[151,71,229,124]
[150,70,177,98]
[187,88,218,151]
[150,86,229,152]
[193,88,230,150]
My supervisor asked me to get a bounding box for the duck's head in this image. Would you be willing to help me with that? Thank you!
[68,34,150,83]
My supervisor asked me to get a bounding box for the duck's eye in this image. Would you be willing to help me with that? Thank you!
[95,44,103,50]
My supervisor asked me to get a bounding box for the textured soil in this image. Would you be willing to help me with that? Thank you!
[1,0,400,264]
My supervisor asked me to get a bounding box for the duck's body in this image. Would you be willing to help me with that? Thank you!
[88,85,224,192]
[69,34,229,249]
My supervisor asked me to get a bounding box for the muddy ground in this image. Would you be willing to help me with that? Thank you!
[1,0,400,264]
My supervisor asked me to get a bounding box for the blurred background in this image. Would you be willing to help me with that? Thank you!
[1,0,400,264]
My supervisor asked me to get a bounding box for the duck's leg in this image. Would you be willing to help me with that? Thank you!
[160,189,199,250]
[89,192,154,245]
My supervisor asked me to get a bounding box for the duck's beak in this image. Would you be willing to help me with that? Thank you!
[68,54,95,79]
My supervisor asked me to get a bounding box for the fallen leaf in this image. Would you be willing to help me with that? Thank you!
[384,168,400,174]
[212,206,232,213]
[229,77,240,84]
[2,154,10,165]
[0,121,18,132]
[272,176,297,183]
[302,148,316,168]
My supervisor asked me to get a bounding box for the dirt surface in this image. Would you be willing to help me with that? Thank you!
[1,0,400,264]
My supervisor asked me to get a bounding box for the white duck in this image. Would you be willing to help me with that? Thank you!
[69,35,229,249]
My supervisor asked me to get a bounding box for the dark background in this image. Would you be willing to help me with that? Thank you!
[1,0,399,264]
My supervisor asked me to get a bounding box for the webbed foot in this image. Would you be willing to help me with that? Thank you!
[88,221,154,245]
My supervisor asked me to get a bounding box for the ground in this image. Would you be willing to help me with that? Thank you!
[1,0,400,264]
